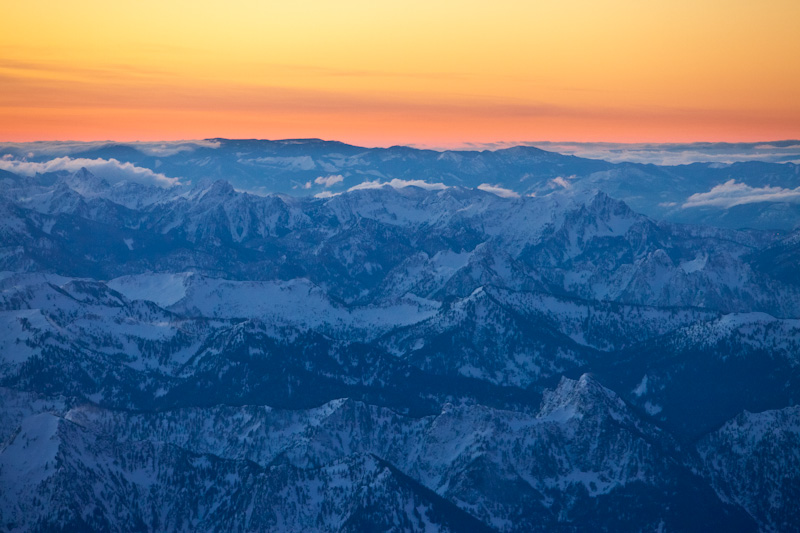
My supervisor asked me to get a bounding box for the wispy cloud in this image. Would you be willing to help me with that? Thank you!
[477,183,520,198]
[682,179,800,209]
[0,156,179,187]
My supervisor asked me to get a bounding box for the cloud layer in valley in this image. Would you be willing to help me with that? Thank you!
[477,183,520,198]
[348,179,448,192]
[0,140,220,159]
[4,140,798,167]
[683,179,800,209]
[0,156,179,187]
[451,141,800,166]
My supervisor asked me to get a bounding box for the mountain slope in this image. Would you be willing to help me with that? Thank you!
[0,169,796,531]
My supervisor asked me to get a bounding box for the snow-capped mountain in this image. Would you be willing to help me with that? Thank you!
[1,168,797,531]
[2,139,799,230]
[697,406,800,532]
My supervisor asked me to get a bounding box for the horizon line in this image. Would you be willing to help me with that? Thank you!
[2,137,799,152]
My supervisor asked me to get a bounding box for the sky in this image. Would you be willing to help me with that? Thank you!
[1,0,799,146]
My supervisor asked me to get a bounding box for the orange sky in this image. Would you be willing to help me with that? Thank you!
[1,0,798,146]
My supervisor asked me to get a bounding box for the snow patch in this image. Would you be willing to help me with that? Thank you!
[644,402,663,416]
[680,253,707,274]
[0,413,62,491]
[633,375,648,397]
[107,272,193,308]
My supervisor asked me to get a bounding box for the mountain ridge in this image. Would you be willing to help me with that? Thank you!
[0,168,796,531]
[3,138,799,230]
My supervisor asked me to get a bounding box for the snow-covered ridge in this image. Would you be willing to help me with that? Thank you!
[2,376,695,531]
[0,167,797,531]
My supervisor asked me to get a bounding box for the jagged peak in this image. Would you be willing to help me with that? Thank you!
[72,167,94,179]
[59,167,112,196]
[585,189,636,218]
[191,179,236,201]
[206,179,235,194]
[538,374,625,422]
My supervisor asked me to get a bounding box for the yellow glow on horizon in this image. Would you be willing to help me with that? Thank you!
[2,0,799,144]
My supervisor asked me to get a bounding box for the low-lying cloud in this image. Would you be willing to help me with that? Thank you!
[682,179,800,209]
[449,141,800,166]
[0,140,220,158]
[133,140,221,157]
[314,190,341,199]
[477,183,520,198]
[0,156,179,187]
[348,179,448,192]
[535,141,800,165]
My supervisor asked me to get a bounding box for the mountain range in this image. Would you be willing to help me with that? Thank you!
[2,138,799,230]
[0,161,798,531]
